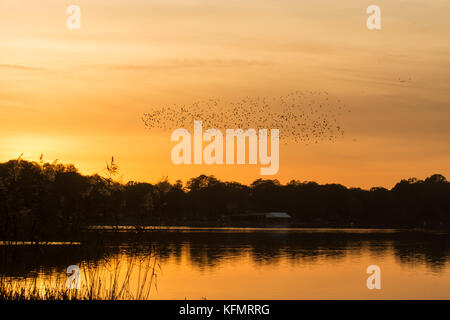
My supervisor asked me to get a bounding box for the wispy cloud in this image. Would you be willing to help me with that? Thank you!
[0,64,44,71]
[99,59,272,71]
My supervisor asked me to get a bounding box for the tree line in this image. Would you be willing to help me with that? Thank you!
[0,156,449,240]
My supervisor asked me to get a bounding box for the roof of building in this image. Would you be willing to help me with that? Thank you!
[264,212,291,219]
[230,212,291,219]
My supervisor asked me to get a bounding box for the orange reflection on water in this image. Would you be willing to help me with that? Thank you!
[2,229,450,299]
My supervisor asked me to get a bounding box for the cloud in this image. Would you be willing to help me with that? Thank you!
[99,59,272,71]
[0,64,44,71]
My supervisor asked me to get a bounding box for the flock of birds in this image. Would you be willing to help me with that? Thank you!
[142,91,349,145]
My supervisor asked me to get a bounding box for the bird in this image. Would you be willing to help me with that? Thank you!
[141,90,348,145]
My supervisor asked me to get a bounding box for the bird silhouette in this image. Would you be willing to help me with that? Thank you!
[142,91,348,145]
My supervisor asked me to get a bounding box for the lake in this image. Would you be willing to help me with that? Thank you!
[1,228,450,299]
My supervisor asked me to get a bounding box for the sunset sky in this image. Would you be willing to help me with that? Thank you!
[1,0,449,189]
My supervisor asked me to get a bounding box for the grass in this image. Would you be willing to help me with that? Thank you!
[0,245,160,300]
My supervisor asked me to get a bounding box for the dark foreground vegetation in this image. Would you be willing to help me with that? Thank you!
[0,156,449,240]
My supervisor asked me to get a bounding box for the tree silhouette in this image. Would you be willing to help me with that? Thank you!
[0,157,449,241]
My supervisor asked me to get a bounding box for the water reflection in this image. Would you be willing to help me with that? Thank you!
[1,229,450,299]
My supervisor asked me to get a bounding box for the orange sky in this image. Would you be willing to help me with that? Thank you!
[1,0,449,189]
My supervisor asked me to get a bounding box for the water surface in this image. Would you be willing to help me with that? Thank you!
[1,228,450,299]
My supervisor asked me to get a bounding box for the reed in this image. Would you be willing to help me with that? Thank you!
[0,244,159,300]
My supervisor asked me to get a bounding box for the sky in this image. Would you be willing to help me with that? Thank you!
[1,0,449,189]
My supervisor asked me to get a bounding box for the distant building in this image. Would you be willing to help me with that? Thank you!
[228,212,291,224]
